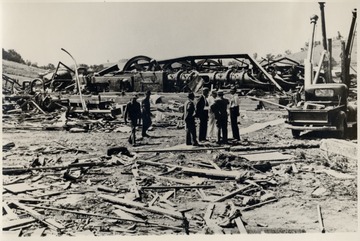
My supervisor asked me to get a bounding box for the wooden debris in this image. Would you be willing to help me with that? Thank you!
[3,183,39,194]
[140,184,215,191]
[2,218,36,231]
[3,202,19,220]
[100,194,183,219]
[214,185,252,202]
[113,205,146,218]
[234,217,248,234]
[203,203,224,234]
[320,139,357,160]
[317,205,325,233]
[148,193,160,206]
[181,166,243,180]
[230,143,320,152]
[311,187,328,197]
[113,209,143,222]
[241,198,278,211]
[240,151,294,162]
[12,202,65,230]
[3,161,102,175]
[138,170,193,185]
[26,203,147,223]
[241,118,285,135]
[314,169,355,180]
[135,145,229,153]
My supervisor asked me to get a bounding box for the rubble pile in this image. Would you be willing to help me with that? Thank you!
[3,134,357,237]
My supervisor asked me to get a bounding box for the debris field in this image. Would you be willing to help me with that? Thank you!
[2,96,357,237]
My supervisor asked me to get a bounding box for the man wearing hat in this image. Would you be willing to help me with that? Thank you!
[211,90,229,144]
[141,90,152,137]
[184,92,199,146]
[195,87,210,141]
[229,86,240,141]
[124,95,141,145]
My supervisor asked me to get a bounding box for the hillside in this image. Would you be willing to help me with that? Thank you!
[2,59,48,82]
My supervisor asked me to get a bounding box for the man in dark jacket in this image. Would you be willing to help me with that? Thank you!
[229,87,240,141]
[184,92,199,146]
[124,95,141,145]
[141,90,152,137]
[195,87,210,141]
[211,90,229,144]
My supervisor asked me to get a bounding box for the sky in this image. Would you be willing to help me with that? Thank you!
[1,0,358,66]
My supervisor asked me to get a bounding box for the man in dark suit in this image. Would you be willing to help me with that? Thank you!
[141,90,152,137]
[195,87,210,141]
[229,87,240,141]
[184,92,199,146]
[211,90,229,144]
[124,95,141,145]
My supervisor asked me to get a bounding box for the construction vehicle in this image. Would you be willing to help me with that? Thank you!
[286,3,357,139]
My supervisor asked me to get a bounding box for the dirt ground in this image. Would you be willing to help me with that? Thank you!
[2,96,357,236]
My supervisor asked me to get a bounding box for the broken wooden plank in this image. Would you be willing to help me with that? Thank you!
[317,204,325,233]
[240,152,294,162]
[140,184,216,191]
[3,202,19,220]
[135,145,229,153]
[207,159,221,170]
[314,169,355,180]
[203,203,224,234]
[3,183,39,194]
[113,209,144,222]
[2,218,36,230]
[214,185,252,202]
[234,217,248,234]
[241,198,278,211]
[3,161,102,175]
[100,194,183,219]
[26,203,147,223]
[230,143,320,152]
[33,191,65,199]
[320,139,357,160]
[148,193,160,206]
[138,170,193,185]
[181,166,243,179]
[113,205,146,218]
[12,202,65,230]
[241,118,285,135]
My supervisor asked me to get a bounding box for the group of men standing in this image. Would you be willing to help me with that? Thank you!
[123,90,152,145]
[184,87,241,146]
[123,87,241,147]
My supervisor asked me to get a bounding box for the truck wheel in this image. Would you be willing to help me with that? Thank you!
[336,112,347,139]
[292,130,301,138]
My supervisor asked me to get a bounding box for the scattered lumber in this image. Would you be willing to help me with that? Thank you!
[214,185,252,202]
[100,194,183,219]
[3,161,105,175]
[12,202,65,230]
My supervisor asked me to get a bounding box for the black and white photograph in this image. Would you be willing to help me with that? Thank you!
[1,0,358,239]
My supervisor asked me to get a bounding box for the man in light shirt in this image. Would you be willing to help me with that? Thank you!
[207,90,217,141]
[229,87,240,141]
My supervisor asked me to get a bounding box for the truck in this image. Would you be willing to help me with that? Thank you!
[286,4,357,139]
